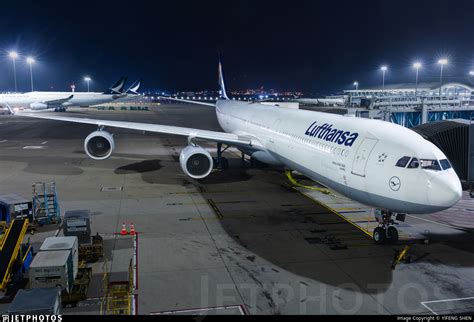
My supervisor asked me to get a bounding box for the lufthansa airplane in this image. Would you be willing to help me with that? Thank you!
[1,78,141,112]
[15,63,462,244]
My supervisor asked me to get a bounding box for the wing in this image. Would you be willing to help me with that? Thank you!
[158,96,216,107]
[43,95,74,106]
[17,112,255,148]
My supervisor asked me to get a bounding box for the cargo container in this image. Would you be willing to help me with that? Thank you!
[8,288,61,314]
[64,209,91,245]
[0,194,32,223]
[29,250,72,292]
[40,236,78,281]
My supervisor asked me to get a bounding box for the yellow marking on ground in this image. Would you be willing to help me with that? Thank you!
[285,170,332,194]
[296,189,373,239]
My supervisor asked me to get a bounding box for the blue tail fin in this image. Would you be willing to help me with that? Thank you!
[218,61,229,100]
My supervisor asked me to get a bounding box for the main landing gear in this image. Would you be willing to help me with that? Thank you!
[214,143,267,170]
[373,209,406,244]
[214,142,229,170]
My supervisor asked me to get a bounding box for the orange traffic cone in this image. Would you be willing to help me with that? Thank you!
[120,222,128,235]
[130,223,136,236]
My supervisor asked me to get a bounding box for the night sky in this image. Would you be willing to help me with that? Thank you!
[0,0,473,95]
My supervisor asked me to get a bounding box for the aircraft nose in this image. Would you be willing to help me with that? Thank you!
[429,173,462,208]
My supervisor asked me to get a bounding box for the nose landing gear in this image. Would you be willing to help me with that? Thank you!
[373,209,405,244]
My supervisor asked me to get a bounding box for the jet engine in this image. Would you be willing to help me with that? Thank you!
[179,145,213,179]
[84,131,115,160]
[30,102,48,110]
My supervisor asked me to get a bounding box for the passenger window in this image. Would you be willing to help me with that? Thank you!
[420,159,442,171]
[440,159,452,170]
[407,158,419,169]
[396,156,411,168]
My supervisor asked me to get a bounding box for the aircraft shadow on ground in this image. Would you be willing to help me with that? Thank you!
[197,164,474,294]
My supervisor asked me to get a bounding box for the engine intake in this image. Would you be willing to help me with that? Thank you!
[179,145,213,179]
[84,131,115,160]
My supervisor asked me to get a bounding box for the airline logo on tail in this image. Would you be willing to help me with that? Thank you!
[125,79,141,95]
[104,77,127,95]
[218,61,229,100]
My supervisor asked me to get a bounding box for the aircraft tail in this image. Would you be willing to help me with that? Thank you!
[104,77,127,94]
[218,61,229,100]
[126,79,141,95]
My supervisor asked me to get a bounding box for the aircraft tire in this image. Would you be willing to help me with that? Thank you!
[387,226,399,244]
[373,227,387,244]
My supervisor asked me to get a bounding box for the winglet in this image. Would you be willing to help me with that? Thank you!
[218,60,229,100]
[5,103,14,115]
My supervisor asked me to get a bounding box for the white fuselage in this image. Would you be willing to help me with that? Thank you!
[215,99,462,214]
[0,91,120,109]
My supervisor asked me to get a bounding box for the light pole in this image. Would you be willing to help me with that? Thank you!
[353,81,358,90]
[9,51,18,92]
[26,56,35,91]
[84,76,91,92]
[438,58,448,96]
[380,66,387,90]
[413,62,421,96]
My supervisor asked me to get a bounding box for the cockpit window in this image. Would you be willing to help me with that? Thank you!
[396,156,411,168]
[440,159,452,170]
[407,158,419,169]
[420,159,442,171]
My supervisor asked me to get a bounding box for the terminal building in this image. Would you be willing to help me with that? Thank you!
[340,82,474,128]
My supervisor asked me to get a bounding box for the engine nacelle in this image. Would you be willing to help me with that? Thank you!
[30,102,48,110]
[84,131,115,160]
[179,145,213,179]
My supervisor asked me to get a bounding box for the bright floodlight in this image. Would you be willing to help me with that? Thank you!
[353,81,358,86]
[84,76,91,81]
[26,56,35,64]
[413,62,422,69]
[438,59,448,65]
[9,51,18,59]
[469,71,474,76]
[381,66,387,71]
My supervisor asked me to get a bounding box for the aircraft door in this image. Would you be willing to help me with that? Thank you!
[351,138,378,177]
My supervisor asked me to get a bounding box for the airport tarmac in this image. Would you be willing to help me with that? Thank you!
[0,105,474,315]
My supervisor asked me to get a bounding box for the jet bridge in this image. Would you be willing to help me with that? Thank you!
[412,119,474,190]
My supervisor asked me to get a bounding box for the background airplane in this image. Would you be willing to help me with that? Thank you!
[1,77,141,112]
